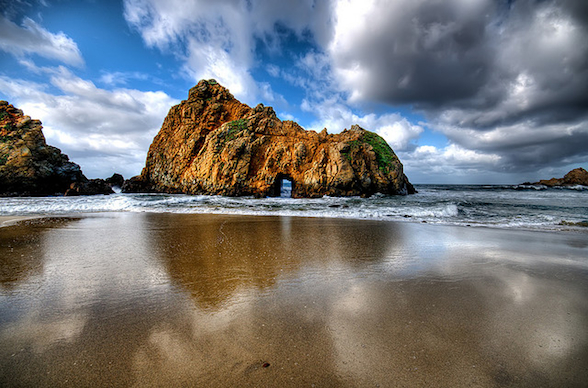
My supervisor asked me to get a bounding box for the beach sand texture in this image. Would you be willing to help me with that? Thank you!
[1,213,587,387]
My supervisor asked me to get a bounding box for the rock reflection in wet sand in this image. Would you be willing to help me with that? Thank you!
[0,213,587,387]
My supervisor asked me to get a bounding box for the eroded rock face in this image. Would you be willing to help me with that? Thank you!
[0,101,87,196]
[124,80,415,198]
[527,168,588,187]
[0,101,115,196]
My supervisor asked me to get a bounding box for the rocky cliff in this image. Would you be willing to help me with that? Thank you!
[0,101,114,196]
[124,80,415,198]
[525,167,588,187]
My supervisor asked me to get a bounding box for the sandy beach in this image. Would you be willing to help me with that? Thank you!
[0,215,47,228]
[1,212,587,387]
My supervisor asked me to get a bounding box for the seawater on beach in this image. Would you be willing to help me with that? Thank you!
[0,212,587,387]
[1,184,587,231]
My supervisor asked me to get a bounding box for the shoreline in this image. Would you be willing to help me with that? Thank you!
[1,210,587,235]
[1,184,586,233]
[0,215,49,228]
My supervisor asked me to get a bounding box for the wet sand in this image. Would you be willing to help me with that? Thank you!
[0,215,46,228]
[0,213,587,387]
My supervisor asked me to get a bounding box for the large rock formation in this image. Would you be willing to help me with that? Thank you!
[0,101,114,196]
[525,167,588,187]
[124,79,415,198]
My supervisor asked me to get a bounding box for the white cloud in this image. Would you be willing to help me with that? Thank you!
[99,71,151,87]
[0,15,84,66]
[434,118,588,172]
[279,112,298,122]
[123,0,258,102]
[0,68,178,179]
[266,64,280,78]
[377,120,424,151]
[181,41,257,103]
[303,98,423,151]
[122,0,333,104]
[401,143,502,180]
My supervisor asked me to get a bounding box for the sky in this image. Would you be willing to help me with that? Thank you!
[0,0,587,184]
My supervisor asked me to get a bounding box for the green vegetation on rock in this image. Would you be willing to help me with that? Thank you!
[228,118,248,131]
[2,123,15,132]
[0,134,15,142]
[362,131,397,172]
[341,131,398,173]
[226,119,248,141]
[340,140,361,163]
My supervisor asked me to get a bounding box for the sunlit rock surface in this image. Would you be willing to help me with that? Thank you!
[124,79,415,197]
[525,168,588,187]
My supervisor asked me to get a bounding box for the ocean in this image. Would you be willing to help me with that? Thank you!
[1,184,586,231]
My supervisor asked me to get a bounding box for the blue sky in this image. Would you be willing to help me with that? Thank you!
[1,0,587,184]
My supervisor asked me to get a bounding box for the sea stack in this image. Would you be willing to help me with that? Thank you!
[0,101,115,196]
[124,79,415,198]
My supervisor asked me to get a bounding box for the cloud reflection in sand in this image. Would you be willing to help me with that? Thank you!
[0,213,587,387]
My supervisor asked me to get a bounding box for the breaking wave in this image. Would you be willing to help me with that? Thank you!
[1,185,586,231]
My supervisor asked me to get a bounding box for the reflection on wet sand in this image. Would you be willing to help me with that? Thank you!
[0,218,75,290]
[152,214,401,310]
[0,213,587,387]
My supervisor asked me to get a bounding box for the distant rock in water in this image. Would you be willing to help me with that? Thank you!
[105,173,124,189]
[64,179,113,196]
[64,173,127,196]
[524,168,588,187]
[0,101,115,196]
[123,79,415,198]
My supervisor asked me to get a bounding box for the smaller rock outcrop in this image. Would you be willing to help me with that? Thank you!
[0,101,116,196]
[64,179,114,196]
[121,175,148,193]
[0,101,86,196]
[524,168,588,187]
[105,173,124,189]
[64,173,125,196]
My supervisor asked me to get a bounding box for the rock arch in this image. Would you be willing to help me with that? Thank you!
[270,173,294,198]
[123,80,415,198]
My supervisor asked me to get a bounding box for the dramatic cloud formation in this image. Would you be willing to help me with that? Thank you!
[327,0,588,175]
[330,0,495,105]
[0,0,586,182]
[123,0,334,104]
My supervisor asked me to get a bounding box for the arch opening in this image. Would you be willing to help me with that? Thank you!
[270,174,294,198]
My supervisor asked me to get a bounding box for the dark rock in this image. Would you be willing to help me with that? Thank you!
[121,175,153,193]
[0,102,124,197]
[64,179,114,196]
[105,173,124,188]
[560,220,588,227]
[0,101,87,196]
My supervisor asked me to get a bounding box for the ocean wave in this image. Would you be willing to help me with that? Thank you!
[421,184,587,192]
[1,186,587,232]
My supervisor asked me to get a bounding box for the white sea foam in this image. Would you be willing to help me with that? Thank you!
[1,185,586,231]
